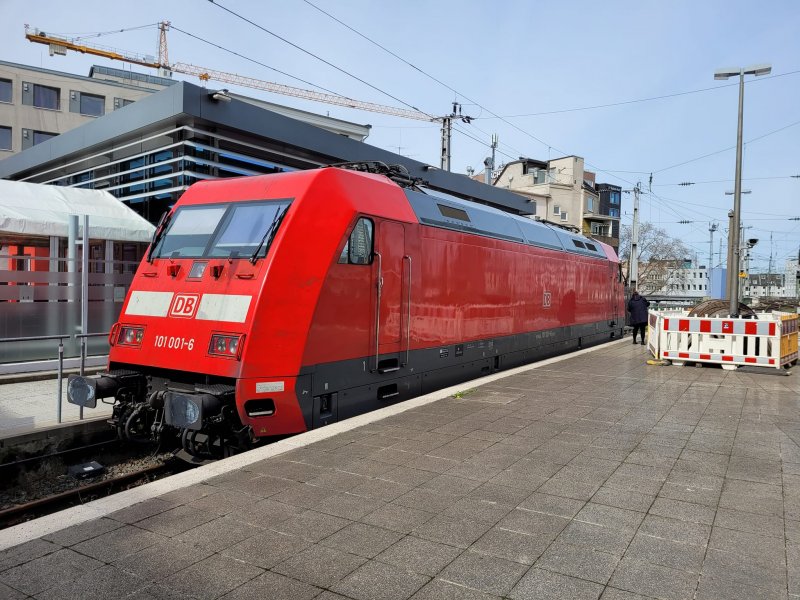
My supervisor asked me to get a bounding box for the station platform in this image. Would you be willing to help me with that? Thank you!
[1,338,798,600]
[0,369,112,439]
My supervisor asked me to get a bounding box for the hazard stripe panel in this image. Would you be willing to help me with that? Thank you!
[662,318,775,335]
[662,350,775,365]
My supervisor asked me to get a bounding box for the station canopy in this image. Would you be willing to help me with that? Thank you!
[0,180,154,243]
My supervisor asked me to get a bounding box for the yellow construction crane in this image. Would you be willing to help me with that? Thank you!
[25,23,471,170]
[25,23,431,121]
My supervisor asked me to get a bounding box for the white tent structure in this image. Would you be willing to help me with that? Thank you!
[0,179,154,243]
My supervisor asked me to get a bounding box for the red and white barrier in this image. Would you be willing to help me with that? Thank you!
[647,311,798,370]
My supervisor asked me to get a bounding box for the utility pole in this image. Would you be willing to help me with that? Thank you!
[439,102,472,172]
[708,222,718,271]
[767,232,773,297]
[726,210,735,305]
[484,134,498,185]
[629,181,641,291]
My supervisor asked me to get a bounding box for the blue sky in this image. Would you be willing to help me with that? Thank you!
[1,0,798,271]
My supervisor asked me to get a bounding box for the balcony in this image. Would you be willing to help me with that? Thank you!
[586,234,618,250]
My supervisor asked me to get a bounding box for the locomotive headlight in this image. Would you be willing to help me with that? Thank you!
[117,326,145,347]
[209,333,244,359]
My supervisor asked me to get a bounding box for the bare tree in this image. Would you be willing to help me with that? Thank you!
[619,222,692,294]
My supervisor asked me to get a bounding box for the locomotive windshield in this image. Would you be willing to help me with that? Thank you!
[151,199,292,259]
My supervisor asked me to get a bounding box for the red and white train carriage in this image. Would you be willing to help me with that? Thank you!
[68,164,625,458]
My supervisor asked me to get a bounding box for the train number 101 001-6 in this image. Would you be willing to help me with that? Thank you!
[154,335,195,351]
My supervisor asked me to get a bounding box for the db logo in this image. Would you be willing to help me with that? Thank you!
[543,291,552,308]
[169,293,200,318]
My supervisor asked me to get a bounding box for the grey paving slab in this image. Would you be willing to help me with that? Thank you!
[218,571,323,600]
[5,340,800,599]
[271,544,367,588]
[0,548,104,596]
[331,560,430,600]
[509,567,604,600]
[71,524,164,561]
[410,578,502,600]
[161,554,263,600]
[608,555,700,600]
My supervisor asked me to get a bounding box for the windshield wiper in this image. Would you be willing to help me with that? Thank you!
[146,211,172,264]
[250,205,289,264]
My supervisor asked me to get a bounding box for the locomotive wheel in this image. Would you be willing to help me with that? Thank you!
[123,404,153,444]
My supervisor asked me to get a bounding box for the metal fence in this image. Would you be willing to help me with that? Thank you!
[0,254,137,364]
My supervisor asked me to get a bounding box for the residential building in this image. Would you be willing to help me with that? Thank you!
[638,259,709,298]
[0,61,174,156]
[492,156,619,250]
[596,183,622,239]
[786,257,799,298]
[744,273,786,298]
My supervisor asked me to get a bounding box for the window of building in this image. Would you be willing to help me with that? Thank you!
[608,208,620,218]
[553,205,560,215]
[0,126,11,150]
[32,130,57,146]
[586,197,594,212]
[0,79,11,104]
[609,191,620,205]
[32,84,60,109]
[560,211,568,221]
[80,92,105,117]
[338,218,374,265]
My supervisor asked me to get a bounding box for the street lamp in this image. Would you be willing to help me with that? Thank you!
[714,64,771,315]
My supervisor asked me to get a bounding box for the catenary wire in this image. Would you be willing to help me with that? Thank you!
[206,0,437,121]
[170,25,357,100]
[478,69,800,118]
[653,118,800,174]
[293,1,639,188]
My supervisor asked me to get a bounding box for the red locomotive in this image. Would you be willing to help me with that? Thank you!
[68,164,625,459]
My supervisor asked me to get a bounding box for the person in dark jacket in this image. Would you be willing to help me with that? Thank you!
[627,290,650,345]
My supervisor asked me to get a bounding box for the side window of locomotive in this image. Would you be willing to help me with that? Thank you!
[341,218,373,265]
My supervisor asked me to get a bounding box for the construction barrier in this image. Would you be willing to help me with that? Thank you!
[647,310,799,370]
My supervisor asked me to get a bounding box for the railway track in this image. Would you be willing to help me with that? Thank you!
[0,462,184,529]
[0,438,191,529]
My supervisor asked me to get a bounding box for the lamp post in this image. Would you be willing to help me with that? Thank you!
[714,64,771,316]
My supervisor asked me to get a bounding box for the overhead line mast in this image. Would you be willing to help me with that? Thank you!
[25,23,475,171]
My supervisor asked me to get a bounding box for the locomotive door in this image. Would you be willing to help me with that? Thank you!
[609,262,619,326]
[374,221,407,372]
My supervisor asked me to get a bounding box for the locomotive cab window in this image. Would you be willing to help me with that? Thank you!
[151,199,292,259]
[338,218,373,265]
